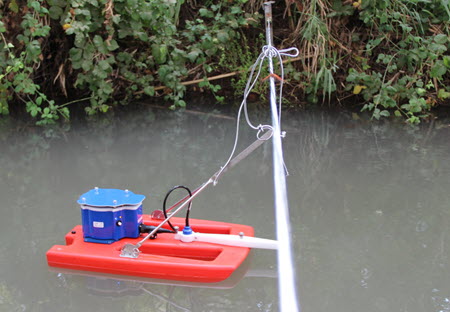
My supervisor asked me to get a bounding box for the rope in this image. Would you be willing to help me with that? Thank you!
[213,45,298,185]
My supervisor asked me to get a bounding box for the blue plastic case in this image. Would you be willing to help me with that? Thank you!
[78,188,146,244]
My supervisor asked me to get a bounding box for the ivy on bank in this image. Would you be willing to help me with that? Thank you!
[0,0,258,124]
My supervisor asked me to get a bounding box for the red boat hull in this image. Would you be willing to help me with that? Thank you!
[47,216,254,283]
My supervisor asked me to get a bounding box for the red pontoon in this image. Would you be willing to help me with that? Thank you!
[47,216,254,283]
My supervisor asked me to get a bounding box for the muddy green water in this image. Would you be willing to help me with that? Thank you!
[0,106,449,312]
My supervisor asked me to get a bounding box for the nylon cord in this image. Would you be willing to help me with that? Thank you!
[213,46,297,185]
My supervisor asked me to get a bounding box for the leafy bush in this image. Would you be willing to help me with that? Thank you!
[3,0,450,124]
[0,1,69,125]
[284,0,450,123]
[0,0,260,123]
[345,0,450,123]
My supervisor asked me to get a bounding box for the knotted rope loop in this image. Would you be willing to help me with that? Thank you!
[262,45,279,58]
[262,46,299,59]
[256,125,273,140]
[278,47,299,58]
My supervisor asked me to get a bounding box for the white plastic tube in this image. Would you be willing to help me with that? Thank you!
[174,232,278,250]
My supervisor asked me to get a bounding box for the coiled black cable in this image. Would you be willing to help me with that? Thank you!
[162,185,192,232]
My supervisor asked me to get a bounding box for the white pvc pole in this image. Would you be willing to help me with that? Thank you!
[263,2,300,311]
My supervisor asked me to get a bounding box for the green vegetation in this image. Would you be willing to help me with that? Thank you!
[1,0,258,124]
[284,0,450,123]
[1,0,450,124]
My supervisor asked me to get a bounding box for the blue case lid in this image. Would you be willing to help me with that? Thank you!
[77,188,146,207]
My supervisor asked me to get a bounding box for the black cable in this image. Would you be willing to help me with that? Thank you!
[162,185,192,232]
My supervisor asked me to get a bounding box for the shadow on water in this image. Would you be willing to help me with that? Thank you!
[1,104,450,311]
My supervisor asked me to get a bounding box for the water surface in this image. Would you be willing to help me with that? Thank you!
[0,106,449,312]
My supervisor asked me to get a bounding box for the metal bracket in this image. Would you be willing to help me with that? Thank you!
[120,243,141,258]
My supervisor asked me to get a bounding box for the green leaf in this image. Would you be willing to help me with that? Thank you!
[29,0,41,12]
[417,49,428,60]
[117,52,132,63]
[366,37,384,50]
[49,6,63,19]
[81,59,93,71]
[0,21,6,33]
[69,48,83,62]
[216,31,229,43]
[187,49,201,62]
[143,86,154,96]
[438,88,450,99]
[198,79,209,88]
[409,116,420,124]
[230,6,242,14]
[60,107,70,120]
[26,40,42,59]
[384,86,397,93]
[92,37,108,54]
[99,81,113,94]
[416,88,426,96]
[98,60,111,71]
[429,43,447,54]
[407,98,427,113]
[199,8,214,18]
[75,8,91,17]
[210,83,221,92]
[431,61,447,78]
[107,39,119,51]
[100,104,109,113]
[31,107,39,117]
[443,56,450,68]
[384,97,396,108]
[92,66,108,79]
[152,44,168,64]
[434,34,448,45]
[158,66,169,80]
[8,0,19,13]
[27,101,41,117]
[372,108,381,120]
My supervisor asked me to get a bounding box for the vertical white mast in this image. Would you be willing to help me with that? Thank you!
[263,2,300,311]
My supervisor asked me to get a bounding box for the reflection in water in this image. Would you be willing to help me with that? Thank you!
[62,273,194,312]
[50,257,277,312]
[1,107,450,311]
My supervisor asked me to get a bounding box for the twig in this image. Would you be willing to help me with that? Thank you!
[146,55,306,93]
[153,71,240,92]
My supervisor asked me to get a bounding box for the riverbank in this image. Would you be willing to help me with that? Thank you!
[2,0,450,125]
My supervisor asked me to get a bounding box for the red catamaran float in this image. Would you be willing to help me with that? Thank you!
[47,132,278,283]
[47,213,255,283]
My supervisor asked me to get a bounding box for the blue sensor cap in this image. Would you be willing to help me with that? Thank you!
[182,226,193,235]
[77,188,146,207]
